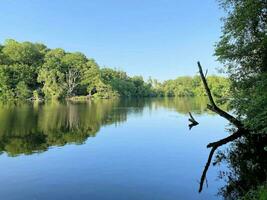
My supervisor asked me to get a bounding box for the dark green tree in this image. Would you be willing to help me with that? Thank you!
[215,0,267,134]
[213,0,267,198]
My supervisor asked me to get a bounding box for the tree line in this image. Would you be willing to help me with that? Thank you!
[0,39,230,100]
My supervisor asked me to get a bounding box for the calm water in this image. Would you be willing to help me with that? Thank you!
[0,97,229,200]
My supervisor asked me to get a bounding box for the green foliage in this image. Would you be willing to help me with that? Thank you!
[215,0,267,134]
[15,81,31,99]
[159,75,230,98]
[0,64,36,99]
[100,68,155,97]
[240,184,267,200]
[0,40,43,100]
[32,90,40,101]
[0,39,229,100]
[37,68,65,99]
[2,39,43,65]
[80,59,101,93]
[214,0,267,199]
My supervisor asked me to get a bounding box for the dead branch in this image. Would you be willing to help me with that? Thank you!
[197,61,243,129]
[188,112,199,130]
[197,61,249,193]
[199,146,217,192]
[206,129,246,148]
[198,130,246,192]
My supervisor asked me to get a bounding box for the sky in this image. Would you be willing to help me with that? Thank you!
[0,0,224,81]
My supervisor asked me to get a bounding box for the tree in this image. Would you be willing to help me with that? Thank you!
[15,81,31,99]
[80,59,101,94]
[0,39,43,99]
[61,52,87,97]
[199,0,267,198]
[215,0,267,134]
[2,39,43,66]
[37,49,66,99]
[37,68,65,99]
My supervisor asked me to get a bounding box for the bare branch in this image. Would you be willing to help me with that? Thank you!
[198,130,245,192]
[196,61,250,193]
[199,146,218,193]
[207,129,245,148]
[197,61,243,129]
[188,112,199,130]
[197,61,216,107]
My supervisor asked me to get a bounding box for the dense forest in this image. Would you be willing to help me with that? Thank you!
[0,39,229,100]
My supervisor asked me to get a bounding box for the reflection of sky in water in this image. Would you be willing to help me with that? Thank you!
[0,98,227,200]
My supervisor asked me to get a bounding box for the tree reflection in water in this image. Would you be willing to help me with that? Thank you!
[215,135,267,199]
[0,99,125,156]
[0,97,210,156]
[1,97,264,199]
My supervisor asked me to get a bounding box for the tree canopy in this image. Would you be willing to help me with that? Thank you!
[215,0,267,134]
[0,39,230,100]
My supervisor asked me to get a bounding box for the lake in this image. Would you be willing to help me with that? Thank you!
[0,97,229,200]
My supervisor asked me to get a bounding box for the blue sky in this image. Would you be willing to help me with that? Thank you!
[0,0,224,81]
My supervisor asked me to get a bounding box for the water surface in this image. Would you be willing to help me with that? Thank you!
[0,98,228,200]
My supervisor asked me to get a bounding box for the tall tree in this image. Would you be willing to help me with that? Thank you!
[215,0,267,134]
[211,0,267,198]
[61,52,87,97]
[37,48,66,99]
[0,39,43,99]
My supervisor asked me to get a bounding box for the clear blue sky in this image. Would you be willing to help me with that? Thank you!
[0,0,224,81]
